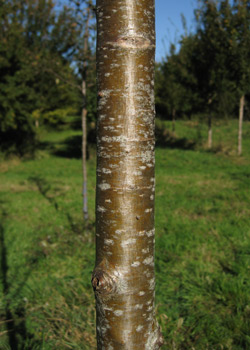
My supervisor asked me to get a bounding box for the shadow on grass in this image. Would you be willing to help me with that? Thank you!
[0,208,40,350]
[36,140,57,153]
[36,128,97,160]
[28,175,94,234]
[35,130,81,159]
[52,133,96,159]
[156,136,196,150]
[29,175,58,210]
[37,134,94,159]
[156,131,196,150]
[52,135,83,159]
[0,221,18,350]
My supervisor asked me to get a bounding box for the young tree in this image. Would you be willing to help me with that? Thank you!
[156,35,199,125]
[194,0,250,152]
[194,0,229,148]
[81,4,91,221]
[156,45,184,131]
[27,0,96,216]
[68,0,96,220]
[0,0,79,154]
[92,0,163,349]
[231,0,250,155]
[238,95,245,154]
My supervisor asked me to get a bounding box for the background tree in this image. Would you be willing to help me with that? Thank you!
[194,0,232,148]
[67,0,96,221]
[156,37,199,127]
[34,0,96,218]
[195,0,250,154]
[155,0,250,152]
[230,0,250,155]
[0,0,79,155]
[92,0,163,348]
[156,45,183,132]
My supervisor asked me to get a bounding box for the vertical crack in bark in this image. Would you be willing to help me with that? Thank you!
[93,0,163,349]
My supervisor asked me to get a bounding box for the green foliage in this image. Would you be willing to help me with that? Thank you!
[155,0,250,121]
[156,36,200,121]
[43,107,78,126]
[0,122,249,349]
[0,0,95,156]
[194,0,239,115]
[229,0,250,97]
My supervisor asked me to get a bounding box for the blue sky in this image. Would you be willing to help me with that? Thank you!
[155,0,197,61]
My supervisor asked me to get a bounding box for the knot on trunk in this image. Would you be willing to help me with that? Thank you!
[92,259,121,298]
[92,269,115,296]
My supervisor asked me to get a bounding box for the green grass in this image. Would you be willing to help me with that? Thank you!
[0,120,249,349]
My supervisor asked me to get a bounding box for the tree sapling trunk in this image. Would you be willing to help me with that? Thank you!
[92,0,163,349]
[172,108,176,134]
[208,114,212,149]
[238,94,244,156]
[81,6,91,221]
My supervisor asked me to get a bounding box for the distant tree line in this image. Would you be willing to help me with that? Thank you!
[0,0,96,155]
[155,0,250,152]
[1,0,250,156]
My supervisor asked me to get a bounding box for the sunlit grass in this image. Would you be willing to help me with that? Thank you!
[0,120,249,349]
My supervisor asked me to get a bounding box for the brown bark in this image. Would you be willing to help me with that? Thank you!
[238,94,244,156]
[172,108,176,133]
[92,0,162,349]
[81,99,88,221]
[208,114,212,149]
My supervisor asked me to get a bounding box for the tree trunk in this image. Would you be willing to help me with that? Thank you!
[81,98,88,221]
[172,108,176,133]
[81,8,90,221]
[208,114,212,149]
[238,94,244,156]
[92,1,163,349]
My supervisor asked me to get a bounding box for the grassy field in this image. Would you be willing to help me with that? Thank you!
[0,120,250,350]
